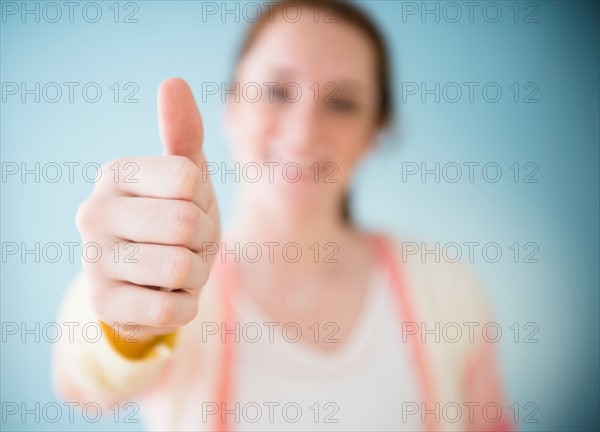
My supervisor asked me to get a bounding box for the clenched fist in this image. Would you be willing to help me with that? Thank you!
[75,78,220,342]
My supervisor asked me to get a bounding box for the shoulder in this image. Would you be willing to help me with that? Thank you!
[383,233,493,323]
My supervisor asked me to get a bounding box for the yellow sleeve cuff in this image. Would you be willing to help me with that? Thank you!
[98,320,179,360]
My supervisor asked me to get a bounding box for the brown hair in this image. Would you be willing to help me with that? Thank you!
[234,0,394,222]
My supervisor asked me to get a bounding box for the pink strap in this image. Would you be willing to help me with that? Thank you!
[212,259,235,432]
[371,234,515,432]
[369,233,438,432]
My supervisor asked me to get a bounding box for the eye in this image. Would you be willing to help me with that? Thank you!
[272,86,287,102]
[328,99,359,113]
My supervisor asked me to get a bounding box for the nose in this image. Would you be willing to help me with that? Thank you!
[277,97,323,158]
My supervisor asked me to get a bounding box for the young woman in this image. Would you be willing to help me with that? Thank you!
[53,1,513,431]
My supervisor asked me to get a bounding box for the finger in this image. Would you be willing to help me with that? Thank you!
[96,156,214,213]
[89,281,198,328]
[102,196,215,252]
[101,243,209,292]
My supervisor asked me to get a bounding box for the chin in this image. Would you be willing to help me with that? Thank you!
[262,187,324,220]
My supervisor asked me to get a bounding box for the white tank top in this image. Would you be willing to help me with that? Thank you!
[229,265,423,431]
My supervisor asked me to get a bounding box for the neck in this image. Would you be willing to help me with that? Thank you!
[228,191,351,245]
[222,189,372,291]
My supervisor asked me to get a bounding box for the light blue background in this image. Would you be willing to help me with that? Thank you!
[1,0,598,430]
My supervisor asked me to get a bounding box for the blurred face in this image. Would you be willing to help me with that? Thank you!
[226,12,380,220]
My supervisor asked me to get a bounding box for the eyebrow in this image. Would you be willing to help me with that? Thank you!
[266,68,372,94]
[336,80,372,95]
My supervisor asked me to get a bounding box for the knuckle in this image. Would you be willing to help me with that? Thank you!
[89,286,111,320]
[75,201,89,234]
[197,265,210,290]
[171,201,200,245]
[163,247,193,288]
[151,294,177,327]
[208,219,220,245]
[80,250,102,275]
[179,300,199,325]
[172,157,200,199]
[199,186,214,213]
[200,221,221,267]
[99,158,117,176]
[97,158,120,188]
[75,198,99,235]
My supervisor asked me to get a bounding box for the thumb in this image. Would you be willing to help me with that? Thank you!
[157,78,205,167]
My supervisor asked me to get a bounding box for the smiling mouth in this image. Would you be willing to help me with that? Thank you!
[277,161,331,185]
